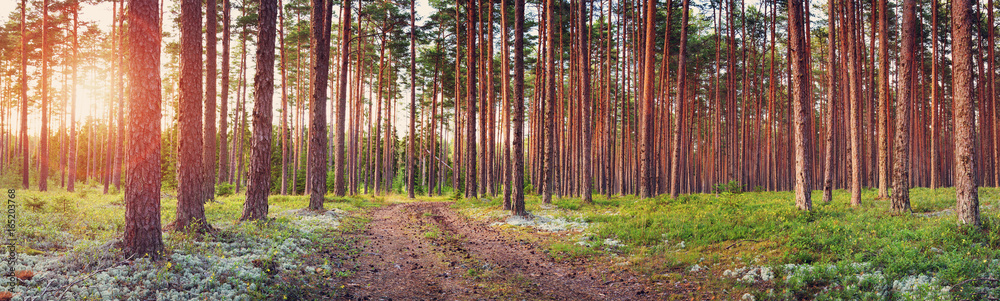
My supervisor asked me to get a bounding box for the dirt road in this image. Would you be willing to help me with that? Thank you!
[334,202,660,300]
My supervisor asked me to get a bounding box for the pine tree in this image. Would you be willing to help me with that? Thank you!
[122,0,165,259]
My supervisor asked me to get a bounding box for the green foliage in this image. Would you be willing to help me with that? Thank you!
[553,198,581,210]
[25,197,46,212]
[546,242,598,261]
[454,187,1000,299]
[524,183,536,195]
[215,183,235,197]
[712,180,745,194]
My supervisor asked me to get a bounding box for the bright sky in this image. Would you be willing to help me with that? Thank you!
[1,0,436,136]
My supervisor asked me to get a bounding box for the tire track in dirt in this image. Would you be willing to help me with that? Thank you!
[339,202,657,300]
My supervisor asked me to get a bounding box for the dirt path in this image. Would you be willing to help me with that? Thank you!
[334,202,661,300]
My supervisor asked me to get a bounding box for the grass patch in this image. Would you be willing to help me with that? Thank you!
[452,186,1000,299]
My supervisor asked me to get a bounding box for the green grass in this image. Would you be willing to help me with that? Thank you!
[7,184,386,299]
[8,184,384,253]
[453,187,1000,299]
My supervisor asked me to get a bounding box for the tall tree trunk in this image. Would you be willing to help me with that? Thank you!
[846,0,862,206]
[639,0,656,199]
[205,0,219,198]
[670,0,691,200]
[877,0,890,198]
[407,0,416,199]
[279,0,289,195]
[19,0,27,190]
[822,0,838,203]
[307,0,334,210]
[40,0,49,192]
[930,0,940,189]
[580,0,593,203]
[175,0,210,232]
[892,0,915,211]
[242,0,278,221]
[511,0,527,216]
[104,9,115,195]
[541,0,555,203]
[991,0,1000,188]
[465,0,479,199]
[952,0,980,227]
[123,0,165,259]
[113,0,125,191]
[68,4,78,192]
[789,0,813,210]
[219,0,231,184]
[334,0,352,196]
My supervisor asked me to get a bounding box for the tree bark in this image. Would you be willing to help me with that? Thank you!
[639,0,656,199]
[205,0,219,198]
[123,0,165,259]
[19,0,27,190]
[877,0,890,198]
[408,0,417,199]
[307,0,334,209]
[789,0,813,210]
[68,4,78,192]
[511,0,527,216]
[279,0,289,195]
[822,0,837,203]
[219,0,231,184]
[242,0,278,221]
[930,0,939,189]
[541,0,555,203]
[952,0,980,227]
[334,0,352,196]
[40,0,49,192]
[892,0,915,212]
[580,0,593,203]
[465,0,479,199]
[175,0,211,232]
[670,0,692,200]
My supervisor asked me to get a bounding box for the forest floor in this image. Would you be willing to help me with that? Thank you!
[331,201,665,300]
[4,183,1000,300]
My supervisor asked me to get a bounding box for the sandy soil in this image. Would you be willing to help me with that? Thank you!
[331,202,669,300]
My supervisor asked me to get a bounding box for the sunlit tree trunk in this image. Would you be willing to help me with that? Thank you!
[670,0,692,200]
[466,0,479,199]
[952,0,980,227]
[930,0,941,189]
[279,0,289,195]
[789,0,812,210]
[123,0,165,259]
[892,0,915,212]
[68,4,78,192]
[511,0,527,216]
[19,0,28,190]
[580,0,593,203]
[822,0,838,203]
[175,0,210,232]
[877,0,889,198]
[40,0,49,192]
[407,0,416,199]
[219,0,231,184]
[541,0,555,203]
[242,0,278,221]
[845,0,861,206]
[307,0,333,209]
[204,0,219,198]
[638,0,656,199]
[334,0,352,196]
